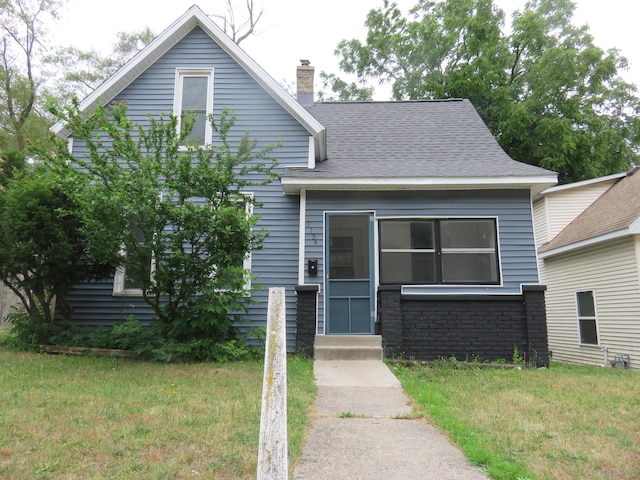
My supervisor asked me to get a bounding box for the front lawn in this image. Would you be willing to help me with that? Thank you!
[0,348,315,479]
[394,361,640,480]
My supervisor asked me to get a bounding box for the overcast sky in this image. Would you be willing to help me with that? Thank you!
[50,0,640,100]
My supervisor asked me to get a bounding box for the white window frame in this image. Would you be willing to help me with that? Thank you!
[576,289,600,346]
[173,68,214,149]
[238,195,254,292]
[379,217,500,285]
[211,194,254,293]
[113,247,156,297]
[114,194,161,297]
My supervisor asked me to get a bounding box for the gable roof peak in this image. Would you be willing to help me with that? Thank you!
[50,4,326,160]
[539,168,640,256]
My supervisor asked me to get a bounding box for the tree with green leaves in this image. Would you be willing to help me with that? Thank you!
[0,0,61,152]
[0,148,26,186]
[45,28,156,102]
[41,101,280,360]
[326,0,640,183]
[0,163,113,324]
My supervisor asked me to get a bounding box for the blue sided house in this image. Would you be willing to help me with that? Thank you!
[52,6,557,365]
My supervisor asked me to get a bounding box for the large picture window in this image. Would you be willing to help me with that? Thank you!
[173,69,214,147]
[379,218,499,285]
[576,290,599,345]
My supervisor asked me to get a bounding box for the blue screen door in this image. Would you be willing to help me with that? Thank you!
[326,214,374,334]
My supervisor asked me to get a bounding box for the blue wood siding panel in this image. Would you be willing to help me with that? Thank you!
[303,190,539,334]
[67,27,309,349]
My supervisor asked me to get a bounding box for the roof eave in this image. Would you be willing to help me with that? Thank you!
[535,172,626,199]
[281,175,558,195]
[50,5,326,160]
[539,220,640,259]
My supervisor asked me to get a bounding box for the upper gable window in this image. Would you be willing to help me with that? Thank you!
[173,69,214,147]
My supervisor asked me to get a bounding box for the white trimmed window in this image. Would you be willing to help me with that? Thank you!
[576,290,599,345]
[379,218,499,285]
[239,197,253,291]
[113,227,155,296]
[208,195,254,292]
[218,195,253,292]
[173,68,214,147]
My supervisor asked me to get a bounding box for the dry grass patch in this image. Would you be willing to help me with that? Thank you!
[0,348,315,479]
[393,361,640,480]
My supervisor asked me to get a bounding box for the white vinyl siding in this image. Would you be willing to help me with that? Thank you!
[533,179,618,285]
[533,199,549,282]
[543,237,640,370]
[539,180,617,242]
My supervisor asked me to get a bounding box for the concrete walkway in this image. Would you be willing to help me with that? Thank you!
[293,360,490,480]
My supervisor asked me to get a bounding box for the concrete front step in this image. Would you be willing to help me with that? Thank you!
[314,335,383,361]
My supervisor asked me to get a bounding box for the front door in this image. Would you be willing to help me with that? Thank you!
[326,214,375,334]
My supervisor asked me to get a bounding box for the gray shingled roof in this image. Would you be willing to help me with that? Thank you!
[284,99,553,179]
[539,167,640,253]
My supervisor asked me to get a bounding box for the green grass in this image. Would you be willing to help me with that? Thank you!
[392,361,640,480]
[0,347,316,479]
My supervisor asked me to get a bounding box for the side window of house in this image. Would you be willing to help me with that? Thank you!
[379,218,499,285]
[236,197,253,289]
[113,227,154,296]
[213,196,254,292]
[576,290,599,345]
[173,69,214,147]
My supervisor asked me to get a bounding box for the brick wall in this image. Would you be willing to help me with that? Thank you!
[295,285,318,356]
[378,285,549,366]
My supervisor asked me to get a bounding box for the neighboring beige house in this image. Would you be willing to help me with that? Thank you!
[533,167,640,370]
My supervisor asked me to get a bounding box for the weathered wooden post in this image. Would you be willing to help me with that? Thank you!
[257,287,288,479]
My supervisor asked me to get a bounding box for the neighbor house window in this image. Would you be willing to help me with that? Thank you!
[576,290,599,345]
[113,227,155,296]
[379,218,499,285]
[173,69,214,147]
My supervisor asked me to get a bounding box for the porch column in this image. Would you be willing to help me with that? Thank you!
[295,284,319,357]
[378,285,403,358]
[522,284,549,367]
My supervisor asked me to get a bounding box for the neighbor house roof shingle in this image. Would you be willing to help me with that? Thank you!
[539,167,640,254]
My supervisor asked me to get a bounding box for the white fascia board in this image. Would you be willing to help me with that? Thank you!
[51,10,193,137]
[281,175,558,195]
[50,6,327,161]
[538,172,626,197]
[308,136,315,169]
[539,227,638,259]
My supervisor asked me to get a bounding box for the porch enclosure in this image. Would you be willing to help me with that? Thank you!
[295,189,549,365]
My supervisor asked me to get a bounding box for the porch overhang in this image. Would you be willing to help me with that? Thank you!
[281,175,558,197]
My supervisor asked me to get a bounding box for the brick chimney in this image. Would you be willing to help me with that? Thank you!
[296,60,314,107]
